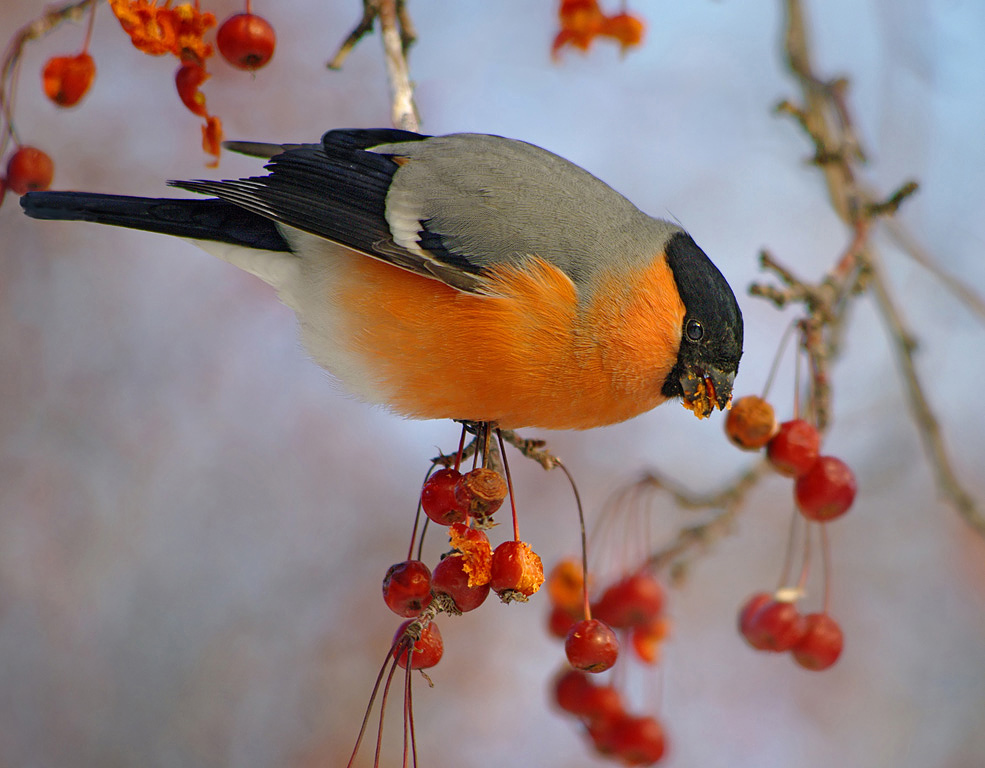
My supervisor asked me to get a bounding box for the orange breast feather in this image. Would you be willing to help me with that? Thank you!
[333,253,684,429]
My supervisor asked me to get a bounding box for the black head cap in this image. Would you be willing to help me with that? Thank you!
[660,232,744,417]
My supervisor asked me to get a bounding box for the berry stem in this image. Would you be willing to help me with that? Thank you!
[557,459,592,621]
[407,465,435,562]
[453,423,467,471]
[496,428,521,542]
[820,521,832,614]
[346,646,402,768]
[81,0,97,52]
[776,507,801,591]
[795,521,813,593]
[374,649,404,767]
[761,317,799,402]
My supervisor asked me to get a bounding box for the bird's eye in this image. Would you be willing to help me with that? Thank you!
[685,319,704,342]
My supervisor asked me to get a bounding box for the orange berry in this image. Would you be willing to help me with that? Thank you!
[6,147,54,194]
[724,395,778,450]
[42,52,96,107]
[547,557,585,613]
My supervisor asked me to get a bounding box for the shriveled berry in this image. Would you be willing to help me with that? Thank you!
[381,560,432,617]
[793,612,844,670]
[430,553,490,612]
[490,540,544,602]
[592,570,664,629]
[217,13,276,70]
[795,455,857,521]
[767,419,821,477]
[421,468,467,526]
[741,598,806,652]
[565,618,619,673]
[175,61,210,117]
[392,619,443,669]
[6,146,54,194]
[725,395,778,450]
[42,52,96,107]
[454,467,508,521]
[612,714,666,765]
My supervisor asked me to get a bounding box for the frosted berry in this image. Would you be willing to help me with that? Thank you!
[217,13,276,70]
[792,612,844,670]
[381,560,432,617]
[725,395,778,450]
[392,620,443,669]
[565,618,619,673]
[421,468,467,525]
[795,455,857,521]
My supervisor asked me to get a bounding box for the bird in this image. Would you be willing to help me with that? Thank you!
[20,128,743,430]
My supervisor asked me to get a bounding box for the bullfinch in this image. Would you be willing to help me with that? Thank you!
[20,128,743,429]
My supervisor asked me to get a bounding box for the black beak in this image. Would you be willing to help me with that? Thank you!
[679,365,736,418]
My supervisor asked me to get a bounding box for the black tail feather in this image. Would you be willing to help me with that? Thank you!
[20,191,290,252]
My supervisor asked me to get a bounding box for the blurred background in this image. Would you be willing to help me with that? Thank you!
[1,1,984,766]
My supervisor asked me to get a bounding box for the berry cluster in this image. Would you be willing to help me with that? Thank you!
[0,1,278,201]
[547,560,670,764]
[553,0,645,58]
[725,394,855,670]
[350,426,547,766]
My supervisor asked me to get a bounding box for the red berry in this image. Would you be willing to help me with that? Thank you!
[547,604,578,639]
[565,618,619,673]
[725,395,778,450]
[392,620,443,669]
[738,592,773,650]
[793,613,844,670]
[175,62,210,117]
[42,52,96,107]
[216,13,276,70]
[767,419,821,477]
[553,668,595,715]
[592,570,664,629]
[430,553,490,612]
[421,468,467,526]
[612,714,667,765]
[489,540,544,600]
[6,146,54,194]
[580,683,624,723]
[795,455,857,521]
[381,560,432,617]
[741,598,806,652]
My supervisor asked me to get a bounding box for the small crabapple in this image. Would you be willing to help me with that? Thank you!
[725,395,778,450]
[381,560,432,617]
[795,455,857,521]
[592,570,664,629]
[430,553,490,612]
[42,52,96,107]
[489,540,544,601]
[612,714,666,765]
[454,467,508,520]
[392,619,443,669]
[740,598,806,652]
[565,618,619,673]
[6,147,54,194]
[767,419,821,477]
[421,468,467,525]
[216,13,276,70]
[793,613,844,670]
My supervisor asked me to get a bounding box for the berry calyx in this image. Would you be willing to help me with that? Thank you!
[740,597,806,652]
[454,467,508,521]
[216,13,276,70]
[420,468,467,526]
[42,52,96,107]
[792,612,844,670]
[6,146,54,194]
[430,553,490,613]
[725,395,778,450]
[381,560,432,617]
[489,539,544,602]
[592,570,664,629]
[767,419,821,477]
[392,620,443,670]
[565,618,619,672]
[795,455,857,521]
